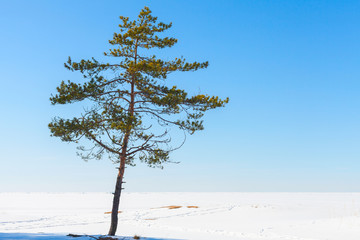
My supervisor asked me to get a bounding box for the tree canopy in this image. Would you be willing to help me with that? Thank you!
[49,7,228,168]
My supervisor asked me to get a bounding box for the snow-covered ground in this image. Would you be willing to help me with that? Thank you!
[1,192,360,240]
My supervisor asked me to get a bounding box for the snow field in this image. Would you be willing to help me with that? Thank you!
[1,192,360,240]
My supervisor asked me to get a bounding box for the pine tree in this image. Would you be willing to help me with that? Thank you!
[49,7,228,236]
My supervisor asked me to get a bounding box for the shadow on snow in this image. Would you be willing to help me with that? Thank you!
[0,233,184,240]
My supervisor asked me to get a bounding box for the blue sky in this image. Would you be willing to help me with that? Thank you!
[1,0,360,192]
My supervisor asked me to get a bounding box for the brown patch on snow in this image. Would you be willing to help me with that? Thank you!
[151,205,199,210]
[163,205,182,209]
[104,211,122,214]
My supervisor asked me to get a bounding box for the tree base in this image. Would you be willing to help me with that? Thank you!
[67,234,119,240]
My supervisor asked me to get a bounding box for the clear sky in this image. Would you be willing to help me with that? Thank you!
[1,0,360,192]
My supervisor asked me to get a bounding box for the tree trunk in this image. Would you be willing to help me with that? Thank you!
[108,158,126,236]
[108,39,137,236]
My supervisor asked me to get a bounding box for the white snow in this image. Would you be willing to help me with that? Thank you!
[1,192,360,240]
